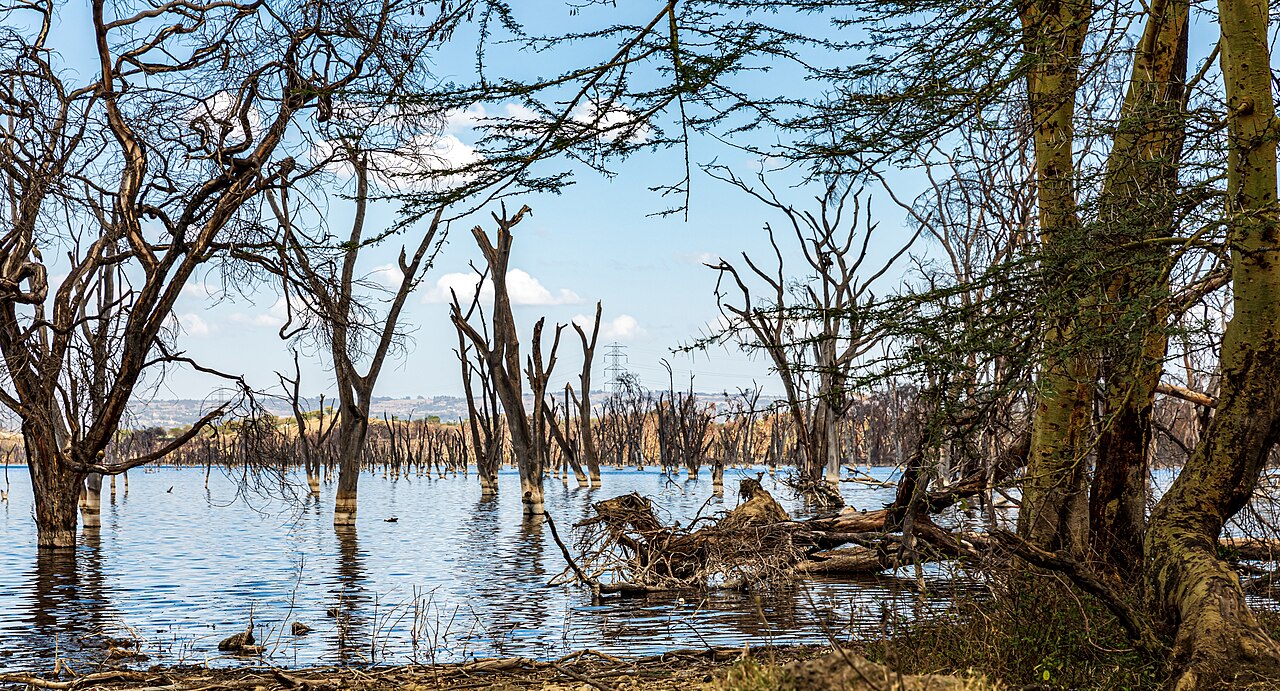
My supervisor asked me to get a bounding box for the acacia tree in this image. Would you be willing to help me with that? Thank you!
[0,0,429,548]
[1141,0,1280,681]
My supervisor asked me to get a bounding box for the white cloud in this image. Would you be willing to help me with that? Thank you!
[445,103,541,133]
[186,91,263,149]
[422,269,581,306]
[311,130,481,193]
[570,100,651,144]
[574,313,646,341]
[177,313,214,337]
[181,275,224,299]
[229,299,291,329]
[314,99,642,192]
[370,263,403,290]
[508,269,581,306]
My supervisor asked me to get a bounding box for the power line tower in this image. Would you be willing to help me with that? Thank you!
[603,343,629,394]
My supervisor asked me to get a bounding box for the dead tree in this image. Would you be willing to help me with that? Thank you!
[266,146,444,526]
[452,288,505,495]
[706,174,917,505]
[655,367,714,479]
[450,205,546,514]
[278,352,339,495]
[544,388,590,486]
[570,302,604,486]
[0,0,431,547]
[526,317,567,489]
[711,385,764,488]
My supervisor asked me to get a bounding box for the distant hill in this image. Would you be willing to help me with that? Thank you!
[123,389,788,429]
[123,395,475,430]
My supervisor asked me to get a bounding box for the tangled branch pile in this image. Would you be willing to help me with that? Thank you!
[570,478,804,592]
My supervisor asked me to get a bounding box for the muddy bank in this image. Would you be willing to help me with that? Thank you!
[0,645,995,690]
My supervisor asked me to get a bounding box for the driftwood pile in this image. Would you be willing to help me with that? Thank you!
[558,474,1280,600]
[554,477,994,596]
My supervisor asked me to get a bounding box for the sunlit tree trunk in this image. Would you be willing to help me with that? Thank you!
[79,472,103,529]
[1016,0,1094,554]
[1144,0,1280,683]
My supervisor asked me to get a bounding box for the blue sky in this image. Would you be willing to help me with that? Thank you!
[119,1,921,402]
[33,1,1227,404]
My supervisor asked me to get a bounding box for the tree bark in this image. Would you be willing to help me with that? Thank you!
[1016,0,1093,555]
[452,206,544,514]
[333,407,369,526]
[1144,0,1280,683]
[1089,0,1189,575]
[27,427,81,549]
[79,472,103,529]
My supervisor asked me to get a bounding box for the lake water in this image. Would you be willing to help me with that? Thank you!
[0,463,976,671]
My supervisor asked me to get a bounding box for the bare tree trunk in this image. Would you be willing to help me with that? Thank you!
[452,205,544,514]
[572,302,603,486]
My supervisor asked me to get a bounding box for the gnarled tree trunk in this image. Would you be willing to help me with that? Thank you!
[1088,0,1189,575]
[1144,0,1280,684]
[27,428,82,549]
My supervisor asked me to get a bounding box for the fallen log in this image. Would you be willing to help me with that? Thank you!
[1220,536,1280,561]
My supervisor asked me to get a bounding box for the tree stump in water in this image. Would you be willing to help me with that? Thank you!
[217,628,255,653]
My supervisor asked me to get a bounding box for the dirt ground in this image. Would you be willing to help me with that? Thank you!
[0,646,824,691]
[0,644,997,690]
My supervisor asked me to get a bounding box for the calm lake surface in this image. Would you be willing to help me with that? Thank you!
[0,464,974,671]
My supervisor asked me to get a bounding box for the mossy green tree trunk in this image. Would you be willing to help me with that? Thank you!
[1144,0,1280,684]
[1016,0,1094,554]
[1088,0,1189,576]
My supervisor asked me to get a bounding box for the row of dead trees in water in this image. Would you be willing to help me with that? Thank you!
[31,372,1216,536]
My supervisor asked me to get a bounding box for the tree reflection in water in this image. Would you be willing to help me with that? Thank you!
[25,530,108,664]
[331,525,368,664]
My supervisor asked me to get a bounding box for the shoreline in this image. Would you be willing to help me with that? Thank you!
[0,645,836,690]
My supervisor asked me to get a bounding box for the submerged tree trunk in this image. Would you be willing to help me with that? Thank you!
[1016,0,1093,555]
[333,409,369,526]
[27,427,82,549]
[79,472,103,529]
[1145,0,1280,684]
